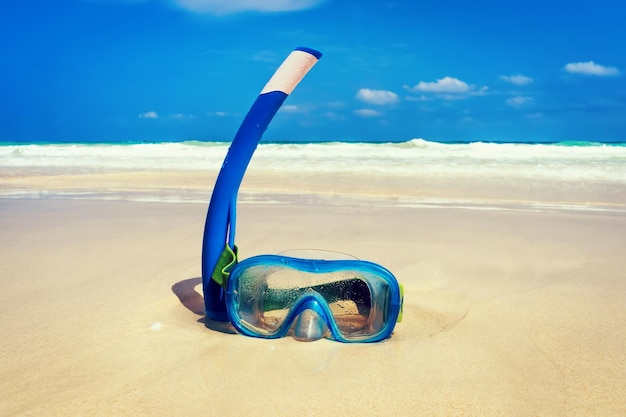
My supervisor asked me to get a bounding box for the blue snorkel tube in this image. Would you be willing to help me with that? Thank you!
[202,47,323,322]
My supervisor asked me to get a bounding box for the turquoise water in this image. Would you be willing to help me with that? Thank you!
[2,138,625,147]
[1,138,625,183]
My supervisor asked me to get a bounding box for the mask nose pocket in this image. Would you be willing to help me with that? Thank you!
[293,308,327,342]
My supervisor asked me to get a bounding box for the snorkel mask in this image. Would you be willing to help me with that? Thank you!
[201,47,403,342]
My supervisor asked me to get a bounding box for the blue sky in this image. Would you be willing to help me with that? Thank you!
[2,0,625,143]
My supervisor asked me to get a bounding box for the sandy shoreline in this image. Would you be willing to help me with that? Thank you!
[2,168,626,213]
[1,172,626,415]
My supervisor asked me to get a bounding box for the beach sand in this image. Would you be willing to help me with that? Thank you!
[1,171,625,416]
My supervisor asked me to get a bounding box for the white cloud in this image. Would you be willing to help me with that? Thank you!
[252,50,277,62]
[405,77,471,94]
[85,0,150,3]
[500,74,533,85]
[86,0,326,14]
[354,109,381,118]
[139,111,158,119]
[403,77,488,100]
[356,88,399,105]
[322,111,346,121]
[506,96,533,107]
[472,86,489,96]
[170,0,326,14]
[280,105,301,113]
[405,94,431,102]
[564,61,619,76]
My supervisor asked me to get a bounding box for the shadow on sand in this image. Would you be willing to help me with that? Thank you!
[172,277,236,334]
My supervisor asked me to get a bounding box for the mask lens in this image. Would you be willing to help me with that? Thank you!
[230,260,395,340]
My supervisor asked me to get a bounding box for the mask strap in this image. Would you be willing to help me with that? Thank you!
[397,283,404,322]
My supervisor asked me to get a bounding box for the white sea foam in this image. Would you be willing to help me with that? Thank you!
[1,142,229,172]
[1,139,625,183]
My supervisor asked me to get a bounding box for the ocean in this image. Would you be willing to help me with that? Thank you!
[1,138,625,184]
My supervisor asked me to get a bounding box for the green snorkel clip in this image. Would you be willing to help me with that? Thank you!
[211,244,238,289]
